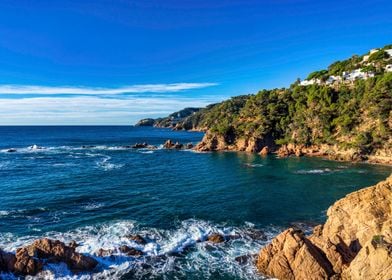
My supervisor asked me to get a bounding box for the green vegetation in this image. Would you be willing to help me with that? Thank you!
[139,44,392,156]
[368,50,390,62]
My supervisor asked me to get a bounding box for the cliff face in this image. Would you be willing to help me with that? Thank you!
[256,175,392,280]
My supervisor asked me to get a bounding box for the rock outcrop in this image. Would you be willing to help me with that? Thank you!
[256,228,334,280]
[0,238,98,276]
[194,131,275,154]
[207,233,225,243]
[256,175,392,279]
[194,130,392,165]
[24,238,98,272]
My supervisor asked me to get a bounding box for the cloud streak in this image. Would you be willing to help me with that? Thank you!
[0,83,218,95]
[0,95,226,125]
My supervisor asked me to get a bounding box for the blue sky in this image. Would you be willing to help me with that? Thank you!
[0,0,391,124]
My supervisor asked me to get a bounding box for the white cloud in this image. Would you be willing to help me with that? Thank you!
[0,95,225,125]
[0,83,218,95]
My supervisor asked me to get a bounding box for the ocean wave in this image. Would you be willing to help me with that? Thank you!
[0,219,276,279]
[81,202,106,211]
[1,144,162,154]
[0,210,10,217]
[294,168,333,174]
[139,150,154,154]
[0,207,48,218]
[244,163,264,168]
[95,156,124,171]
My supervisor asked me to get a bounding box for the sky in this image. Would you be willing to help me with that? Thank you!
[0,0,391,125]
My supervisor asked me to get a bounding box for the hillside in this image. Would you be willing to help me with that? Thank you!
[137,45,392,164]
[135,107,202,129]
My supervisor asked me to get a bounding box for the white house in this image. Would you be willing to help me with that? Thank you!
[385,49,392,57]
[300,78,321,86]
[386,64,392,72]
[343,69,374,81]
[326,75,342,85]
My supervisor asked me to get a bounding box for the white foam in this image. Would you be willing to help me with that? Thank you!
[244,163,264,168]
[81,202,105,211]
[95,156,124,171]
[139,150,154,154]
[294,168,334,174]
[0,219,275,279]
[0,210,10,216]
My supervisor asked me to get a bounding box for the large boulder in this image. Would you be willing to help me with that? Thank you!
[256,175,392,279]
[23,238,98,272]
[194,133,228,151]
[207,233,225,243]
[259,146,269,156]
[256,228,335,280]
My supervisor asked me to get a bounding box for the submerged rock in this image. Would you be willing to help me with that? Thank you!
[96,248,113,257]
[126,234,147,245]
[174,142,183,149]
[119,245,143,256]
[256,175,392,279]
[207,233,225,243]
[186,143,194,149]
[132,143,148,149]
[163,139,174,149]
[235,254,254,265]
[6,148,17,153]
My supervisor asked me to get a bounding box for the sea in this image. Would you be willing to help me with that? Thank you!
[0,126,390,279]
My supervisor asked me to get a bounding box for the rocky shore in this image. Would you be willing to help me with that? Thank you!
[0,238,98,276]
[194,132,392,165]
[0,232,230,277]
[256,174,392,279]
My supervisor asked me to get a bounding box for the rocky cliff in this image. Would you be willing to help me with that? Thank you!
[256,175,392,280]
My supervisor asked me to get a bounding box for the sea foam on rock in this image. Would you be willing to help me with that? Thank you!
[256,174,392,279]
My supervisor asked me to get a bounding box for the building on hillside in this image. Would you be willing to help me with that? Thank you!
[386,64,392,72]
[385,49,392,57]
[325,75,342,85]
[343,69,374,81]
[363,48,381,62]
[299,78,321,86]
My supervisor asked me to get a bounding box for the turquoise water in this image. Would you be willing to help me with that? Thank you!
[0,126,390,279]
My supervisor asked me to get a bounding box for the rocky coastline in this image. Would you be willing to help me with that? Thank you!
[0,232,230,277]
[193,131,392,165]
[256,174,392,280]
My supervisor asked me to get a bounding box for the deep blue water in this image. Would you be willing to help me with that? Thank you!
[0,126,390,279]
